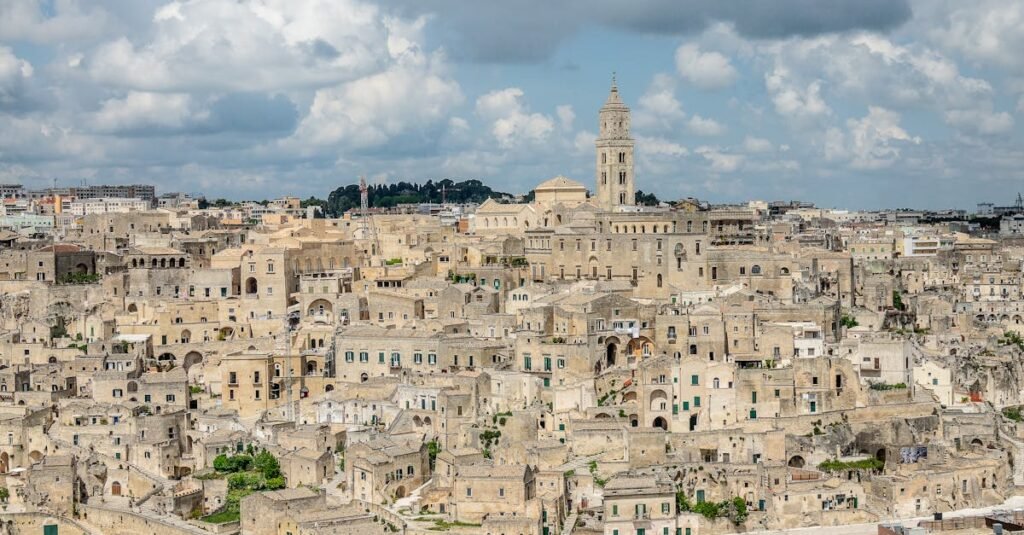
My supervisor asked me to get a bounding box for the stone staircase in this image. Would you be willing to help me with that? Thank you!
[561,512,578,535]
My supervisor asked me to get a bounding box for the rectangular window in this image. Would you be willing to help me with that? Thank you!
[691,375,699,385]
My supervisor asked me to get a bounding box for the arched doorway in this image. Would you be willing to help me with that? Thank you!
[28,450,43,463]
[111,481,122,496]
[788,456,805,468]
[245,277,258,295]
[395,486,406,499]
[605,337,620,367]
[653,417,668,430]
[0,452,8,473]
[360,373,368,383]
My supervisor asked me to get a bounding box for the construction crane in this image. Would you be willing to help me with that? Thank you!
[359,176,381,261]
[440,182,460,205]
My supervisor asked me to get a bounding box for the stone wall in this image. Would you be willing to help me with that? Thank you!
[0,512,92,535]
[80,504,206,535]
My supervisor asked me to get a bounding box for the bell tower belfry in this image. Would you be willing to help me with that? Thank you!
[595,74,635,210]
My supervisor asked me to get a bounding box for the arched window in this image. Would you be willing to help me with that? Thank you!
[751,265,762,275]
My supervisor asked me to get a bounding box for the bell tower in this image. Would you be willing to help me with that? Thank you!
[595,74,635,210]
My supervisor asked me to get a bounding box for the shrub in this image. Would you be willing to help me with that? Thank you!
[818,457,884,472]
[254,450,281,479]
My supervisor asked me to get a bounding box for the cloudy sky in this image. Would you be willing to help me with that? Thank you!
[1,0,1023,208]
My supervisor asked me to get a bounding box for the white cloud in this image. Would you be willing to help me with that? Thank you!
[633,73,685,131]
[825,106,921,169]
[919,0,1024,71]
[0,0,113,43]
[764,66,830,121]
[743,136,773,153]
[87,0,394,91]
[675,44,738,90]
[637,136,688,157]
[760,33,1003,137]
[0,46,33,106]
[573,130,596,154]
[556,105,575,131]
[291,50,462,148]
[695,146,744,173]
[687,115,726,136]
[94,91,197,133]
[945,108,1014,135]
[475,88,555,149]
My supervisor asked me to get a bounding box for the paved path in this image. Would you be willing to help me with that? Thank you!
[561,512,578,535]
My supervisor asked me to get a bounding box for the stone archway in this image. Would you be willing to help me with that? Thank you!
[183,351,203,370]
[653,416,668,430]
[788,455,806,468]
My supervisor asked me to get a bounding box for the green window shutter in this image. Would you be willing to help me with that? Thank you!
[693,396,701,407]
[682,401,689,411]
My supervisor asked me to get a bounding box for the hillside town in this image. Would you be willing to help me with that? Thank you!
[2,81,1024,535]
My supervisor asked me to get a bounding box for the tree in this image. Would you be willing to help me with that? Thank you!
[635,190,660,206]
[0,487,9,503]
[427,440,440,471]
[213,454,232,472]
[254,450,281,479]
